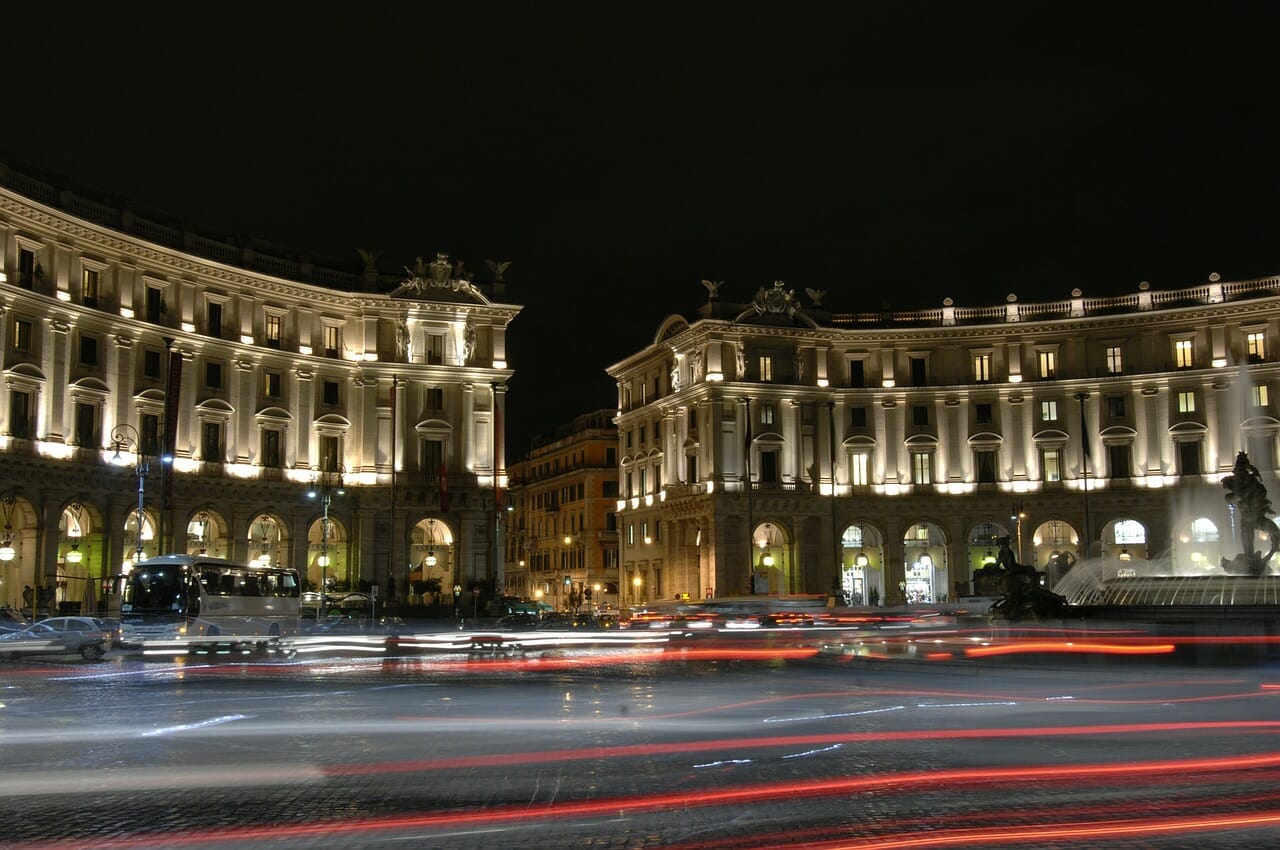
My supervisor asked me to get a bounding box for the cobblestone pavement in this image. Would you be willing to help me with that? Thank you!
[4,635,1280,848]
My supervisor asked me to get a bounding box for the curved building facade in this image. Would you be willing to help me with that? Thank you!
[609,278,1280,607]
[0,170,518,614]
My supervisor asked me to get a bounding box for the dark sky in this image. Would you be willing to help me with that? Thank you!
[4,4,1279,454]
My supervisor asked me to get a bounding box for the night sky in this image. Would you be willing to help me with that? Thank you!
[4,5,1279,454]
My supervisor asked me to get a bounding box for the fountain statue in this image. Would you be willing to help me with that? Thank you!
[987,536,1069,621]
[1220,451,1280,576]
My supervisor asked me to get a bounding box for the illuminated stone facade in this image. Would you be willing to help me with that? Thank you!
[609,278,1280,607]
[0,171,518,613]
[504,410,619,611]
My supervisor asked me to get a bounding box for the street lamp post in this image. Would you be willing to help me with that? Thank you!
[111,424,149,566]
[307,464,345,618]
[1074,391,1092,560]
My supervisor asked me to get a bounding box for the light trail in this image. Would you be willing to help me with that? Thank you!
[16,751,1280,849]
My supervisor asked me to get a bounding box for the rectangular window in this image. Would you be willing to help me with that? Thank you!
[975,403,993,425]
[141,413,160,457]
[912,405,929,427]
[1254,383,1270,407]
[260,429,282,468]
[82,268,99,307]
[74,402,97,447]
[79,335,99,367]
[1179,441,1202,476]
[8,391,32,439]
[323,380,340,406]
[849,359,865,388]
[1038,350,1057,379]
[426,387,443,409]
[265,314,282,349]
[910,356,927,385]
[1178,391,1196,413]
[759,450,779,484]
[1108,443,1131,478]
[264,371,281,398]
[851,452,869,487]
[11,318,32,353]
[973,353,991,383]
[1106,395,1126,418]
[760,403,775,426]
[143,350,161,379]
[758,354,773,382]
[201,422,223,463]
[1106,345,1123,374]
[1041,400,1058,422]
[146,287,164,324]
[1042,448,1061,482]
[1175,338,1194,369]
[975,449,997,484]
[422,439,444,482]
[205,362,223,389]
[639,468,647,495]
[686,454,697,483]
[319,435,340,471]
[1248,331,1266,362]
[324,325,341,358]
[207,302,223,338]
[911,451,932,485]
[426,333,444,364]
[18,248,35,289]
[850,406,867,428]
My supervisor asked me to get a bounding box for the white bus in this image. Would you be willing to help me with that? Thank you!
[105,554,301,655]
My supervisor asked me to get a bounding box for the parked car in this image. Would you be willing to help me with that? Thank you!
[0,606,28,634]
[0,616,115,661]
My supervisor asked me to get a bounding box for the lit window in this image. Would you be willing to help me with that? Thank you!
[1175,338,1194,369]
[82,268,99,305]
[973,353,991,382]
[1113,519,1145,545]
[1105,345,1123,374]
[324,325,341,357]
[1042,448,1061,482]
[760,403,775,426]
[1254,383,1269,407]
[911,451,932,485]
[1248,331,1266,361]
[1041,400,1058,422]
[851,452,869,486]
[11,318,32,352]
[1038,350,1057,379]
[1178,391,1196,413]
[265,314,282,349]
[758,355,773,382]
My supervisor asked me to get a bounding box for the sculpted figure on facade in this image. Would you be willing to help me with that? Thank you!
[463,318,477,364]
[735,341,746,380]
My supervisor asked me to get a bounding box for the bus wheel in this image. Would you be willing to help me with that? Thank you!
[80,644,105,662]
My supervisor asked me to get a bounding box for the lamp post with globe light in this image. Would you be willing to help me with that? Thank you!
[110,424,149,567]
[307,464,345,618]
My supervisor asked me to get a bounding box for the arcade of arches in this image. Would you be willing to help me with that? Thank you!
[0,495,461,614]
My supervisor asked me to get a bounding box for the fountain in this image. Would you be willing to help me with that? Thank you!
[1051,451,1280,609]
